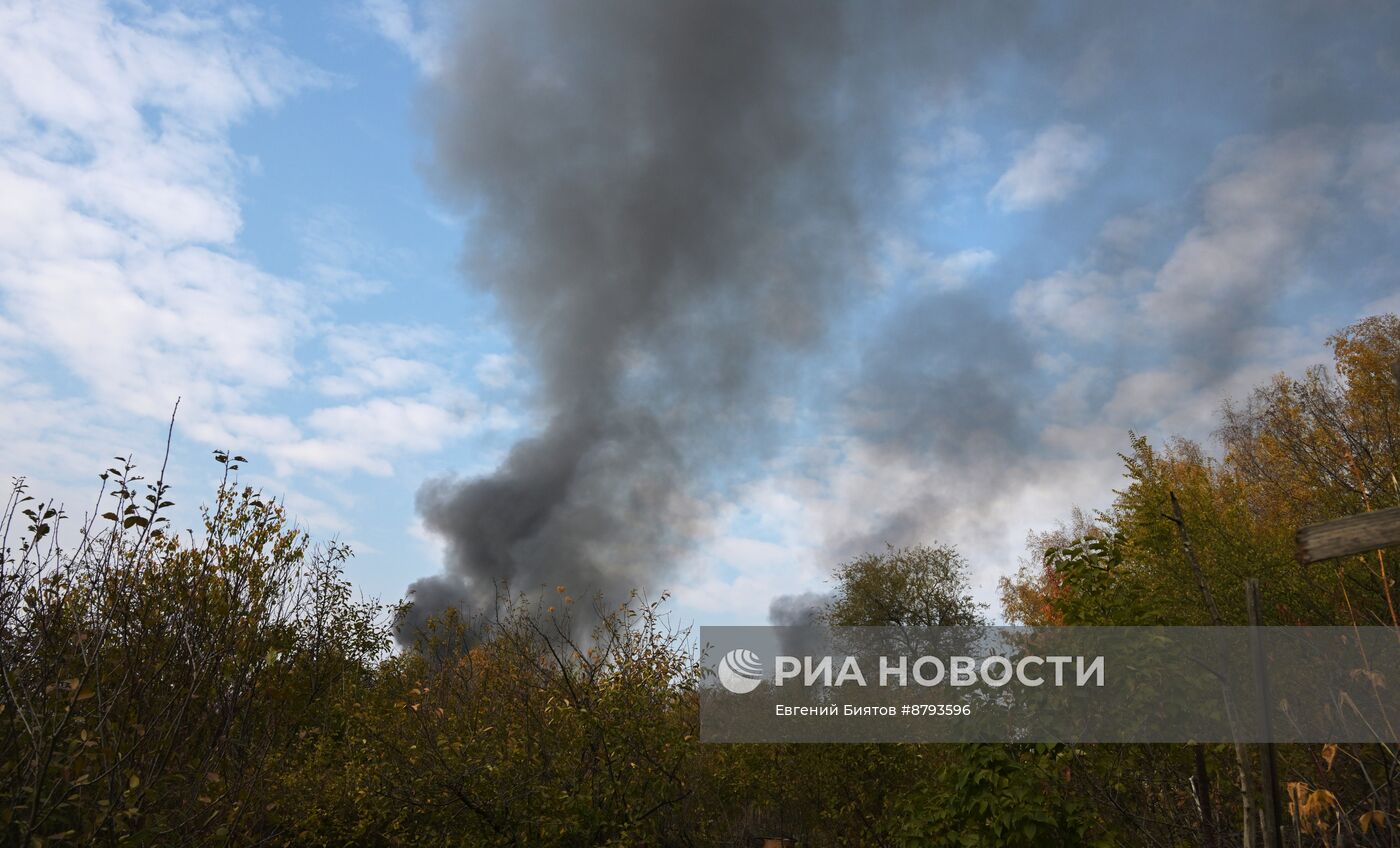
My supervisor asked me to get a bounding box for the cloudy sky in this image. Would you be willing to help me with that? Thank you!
[3,0,1399,625]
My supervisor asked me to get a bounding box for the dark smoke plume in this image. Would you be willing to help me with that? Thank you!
[403,1,1025,632]
[768,591,829,628]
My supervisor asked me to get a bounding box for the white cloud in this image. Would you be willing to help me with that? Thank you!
[669,474,830,623]
[0,1,485,542]
[0,2,320,434]
[473,352,518,389]
[317,355,436,398]
[1142,129,1338,335]
[878,236,996,290]
[358,0,450,76]
[1101,369,1197,424]
[989,123,1104,211]
[1011,127,1392,356]
[1013,269,1141,343]
[316,323,449,398]
[671,433,1133,624]
[271,396,479,477]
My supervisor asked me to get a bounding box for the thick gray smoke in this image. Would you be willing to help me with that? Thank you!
[400,0,1400,636]
[768,592,830,629]
[403,1,1025,632]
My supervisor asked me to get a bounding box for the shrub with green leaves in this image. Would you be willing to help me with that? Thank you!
[0,451,388,846]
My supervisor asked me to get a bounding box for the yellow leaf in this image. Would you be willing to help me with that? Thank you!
[1360,810,1387,834]
[76,689,95,701]
[1321,743,1338,770]
[128,774,140,790]
[1313,789,1338,808]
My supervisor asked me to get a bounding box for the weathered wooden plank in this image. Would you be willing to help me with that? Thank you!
[1296,506,1400,564]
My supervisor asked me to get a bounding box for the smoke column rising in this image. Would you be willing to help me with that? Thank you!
[404,1,1021,632]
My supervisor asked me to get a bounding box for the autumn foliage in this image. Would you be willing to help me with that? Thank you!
[3,314,1399,846]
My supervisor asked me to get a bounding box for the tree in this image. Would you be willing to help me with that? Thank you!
[892,744,1108,848]
[997,313,1400,846]
[277,590,713,847]
[826,543,987,628]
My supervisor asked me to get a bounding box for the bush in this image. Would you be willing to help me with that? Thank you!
[0,452,388,846]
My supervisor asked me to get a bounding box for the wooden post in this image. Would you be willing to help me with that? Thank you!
[1296,506,1400,564]
[1245,579,1283,848]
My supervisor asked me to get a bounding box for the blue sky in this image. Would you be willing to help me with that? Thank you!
[3,1,1399,626]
